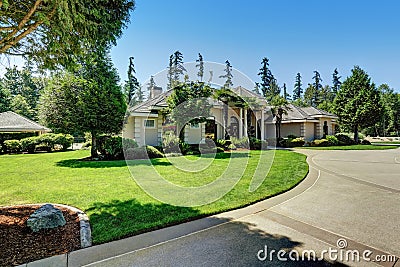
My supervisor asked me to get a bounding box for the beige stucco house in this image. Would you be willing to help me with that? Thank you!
[123,86,337,146]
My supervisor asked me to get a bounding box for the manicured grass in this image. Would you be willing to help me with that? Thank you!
[371,141,400,145]
[299,144,398,150]
[0,150,308,244]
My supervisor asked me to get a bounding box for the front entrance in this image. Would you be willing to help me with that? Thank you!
[205,118,217,140]
[230,116,239,138]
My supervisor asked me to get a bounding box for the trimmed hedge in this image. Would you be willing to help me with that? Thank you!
[326,135,339,146]
[98,136,139,160]
[2,133,73,154]
[20,137,39,153]
[335,133,355,146]
[311,139,330,147]
[125,145,164,159]
[4,140,22,153]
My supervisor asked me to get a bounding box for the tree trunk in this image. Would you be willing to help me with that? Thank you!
[91,132,98,158]
[354,125,359,144]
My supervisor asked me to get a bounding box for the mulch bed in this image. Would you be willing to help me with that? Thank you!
[0,205,81,267]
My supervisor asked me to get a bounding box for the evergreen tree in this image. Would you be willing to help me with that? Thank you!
[1,65,40,119]
[166,81,213,142]
[283,83,290,100]
[125,56,141,105]
[39,48,127,158]
[167,55,174,89]
[318,85,334,112]
[173,51,186,82]
[219,60,233,88]
[312,71,323,107]
[0,83,11,112]
[333,66,382,143]
[268,76,281,101]
[1,0,135,70]
[258,57,274,98]
[10,94,33,119]
[195,53,204,81]
[293,73,303,100]
[167,51,187,89]
[304,84,317,107]
[253,82,261,95]
[332,68,342,95]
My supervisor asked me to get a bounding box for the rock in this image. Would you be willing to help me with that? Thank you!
[27,204,66,232]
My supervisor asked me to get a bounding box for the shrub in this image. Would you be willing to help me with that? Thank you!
[53,134,74,151]
[216,147,225,153]
[20,137,39,153]
[361,139,371,145]
[125,146,164,159]
[325,135,339,146]
[146,145,164,158]
[37,133,56,151]
[335,133,355,146]
[228,143,237,150]
[179,142,192,155]
[216,139,228,150]
[289,138,305,147]
[249,137,268,150]
[230,137,249,149]
[102,136,124,160]
[311,139,330,147]
[123,138,139,151]
[4,140,21,153]
[162,132,180,153]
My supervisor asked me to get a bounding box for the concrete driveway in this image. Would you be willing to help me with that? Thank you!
[54,148,400,267]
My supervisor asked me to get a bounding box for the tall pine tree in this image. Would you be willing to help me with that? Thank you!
[293,72,303,100]
[332,68,342,95]
[312,71,323,107]
[219,60,233,88]
[258,57,274,99]
[195,53,204,81]
[126,56,141,105]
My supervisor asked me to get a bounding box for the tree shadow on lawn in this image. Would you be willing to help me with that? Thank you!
[55,158,173,168]
[55,152,254,168]
[86,198,346,266]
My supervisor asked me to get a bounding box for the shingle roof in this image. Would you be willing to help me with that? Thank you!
[129,90,172,113]
[281,104,337,122]
[0,111,51,132]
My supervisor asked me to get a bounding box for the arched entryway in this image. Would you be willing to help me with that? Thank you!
[230,116,239,138]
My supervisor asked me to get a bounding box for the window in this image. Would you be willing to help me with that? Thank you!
[144,119,155,128]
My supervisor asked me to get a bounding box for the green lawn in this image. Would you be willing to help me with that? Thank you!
[299,144,399,150]
[0,149,308,244]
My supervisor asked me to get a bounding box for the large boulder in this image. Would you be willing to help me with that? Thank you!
[27,204,66,232]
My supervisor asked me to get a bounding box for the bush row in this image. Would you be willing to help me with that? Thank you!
[2,133,74,154]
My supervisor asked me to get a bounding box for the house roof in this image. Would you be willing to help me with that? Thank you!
[129,86,266,115]
[280,104,337,123]
[0,111,51,132]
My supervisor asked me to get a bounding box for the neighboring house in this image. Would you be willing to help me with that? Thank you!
[123,86,337,146]
[0,111,50,135]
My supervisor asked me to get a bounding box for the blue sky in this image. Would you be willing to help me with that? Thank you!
[111,0,400,93]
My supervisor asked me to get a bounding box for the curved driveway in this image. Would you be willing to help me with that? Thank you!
[67,148,400,267]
